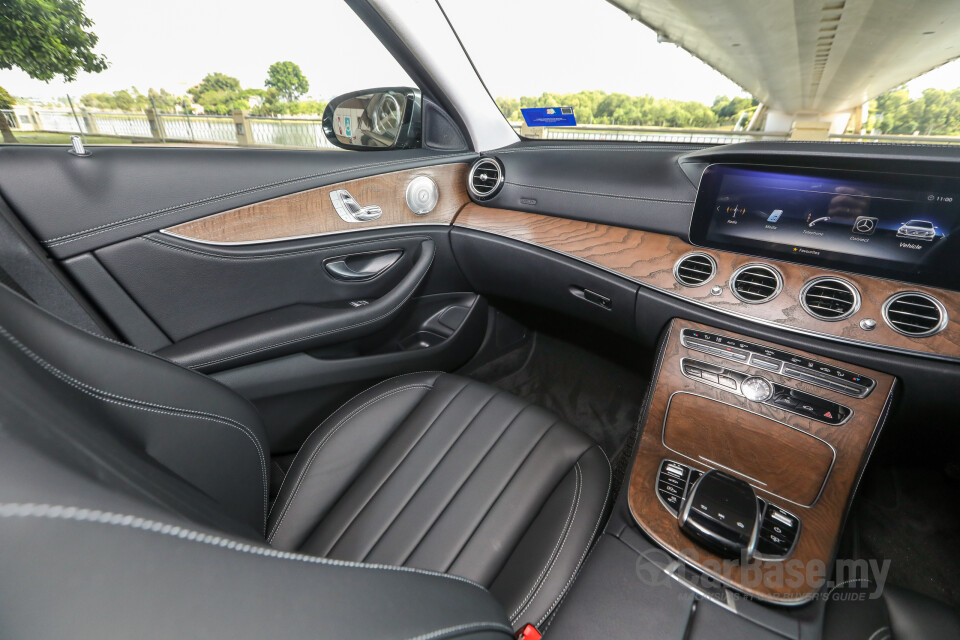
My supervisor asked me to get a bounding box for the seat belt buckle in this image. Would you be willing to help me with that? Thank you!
[516,623,542,640]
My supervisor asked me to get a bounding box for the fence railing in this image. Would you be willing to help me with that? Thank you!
[10,108,960,147]
[9,107,342,149]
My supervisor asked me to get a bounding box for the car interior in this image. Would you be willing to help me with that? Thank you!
[2,1,960,639]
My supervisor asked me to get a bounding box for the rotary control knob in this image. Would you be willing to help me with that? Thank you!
[740,376,774,403]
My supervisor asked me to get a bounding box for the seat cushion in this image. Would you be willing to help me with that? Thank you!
[267,372,611,629]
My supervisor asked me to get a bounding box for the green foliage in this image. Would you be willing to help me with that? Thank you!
[188,73,242,101]
[265,61,309,103]
[0,0,108,81]
[868,86,960,135]
[495,90,752,129]
[0,85,15,110]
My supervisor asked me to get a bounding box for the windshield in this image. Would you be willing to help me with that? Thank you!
[440,0,960,145]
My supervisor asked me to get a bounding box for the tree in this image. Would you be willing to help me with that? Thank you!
[265,61,309,103]
[0,0,108,81]
[0,0,108,143]
[0,86,16,142]
[188,73,242,102]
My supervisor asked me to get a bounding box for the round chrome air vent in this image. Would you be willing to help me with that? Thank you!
[467,158,504,200]
[800,277,860,321]
[882,292,948,337]
[673,252,717,287]
[729,264,783,304]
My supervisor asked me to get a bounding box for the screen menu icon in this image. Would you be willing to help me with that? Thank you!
[767,209,783,223]
[852,216,878,235]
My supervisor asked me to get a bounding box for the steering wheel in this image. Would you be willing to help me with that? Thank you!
[371,93,402,136]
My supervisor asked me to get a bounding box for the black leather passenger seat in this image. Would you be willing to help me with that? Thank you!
[0,283,609,637]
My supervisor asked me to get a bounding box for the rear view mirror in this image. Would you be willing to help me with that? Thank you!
[322,87,421,150]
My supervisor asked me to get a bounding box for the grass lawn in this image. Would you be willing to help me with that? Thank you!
[4,132,139,145]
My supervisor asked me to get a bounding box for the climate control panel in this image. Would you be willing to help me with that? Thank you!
[680,357,852,425]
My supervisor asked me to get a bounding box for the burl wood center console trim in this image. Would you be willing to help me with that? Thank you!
[163,163,469,245]
[662,392,836,507]
[628,319,896,604]
[454,204,960,361]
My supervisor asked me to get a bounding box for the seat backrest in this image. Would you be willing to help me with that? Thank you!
[0,282,514,639]
[0,283,269,535]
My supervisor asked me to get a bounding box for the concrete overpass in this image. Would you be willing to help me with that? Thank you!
[607,0,960,134]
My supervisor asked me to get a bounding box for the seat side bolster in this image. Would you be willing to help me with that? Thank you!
[490,444,611,630]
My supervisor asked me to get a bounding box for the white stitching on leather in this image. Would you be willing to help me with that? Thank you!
[0,323,269,529]
[0,502,489,589]
[189,249,434,369]
[503,181,693,204]
[509,463,582,624]
[406,622,514,640]
[867,627,891,640]
[537,445,612,627]
[42,155,471,246]
[267,383,434,544]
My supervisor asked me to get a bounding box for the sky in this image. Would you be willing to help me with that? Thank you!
[2,0,960,105]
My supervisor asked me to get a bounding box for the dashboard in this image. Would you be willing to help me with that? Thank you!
[690,164,960,291]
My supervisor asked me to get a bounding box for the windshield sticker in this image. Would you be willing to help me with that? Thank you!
[521,107,577,127]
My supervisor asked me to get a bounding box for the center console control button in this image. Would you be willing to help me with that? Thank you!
[741,376,774,402]
[681,329,875,398]
[679,357,852,425]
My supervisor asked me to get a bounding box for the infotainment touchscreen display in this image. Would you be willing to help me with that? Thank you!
[689,164,960,291]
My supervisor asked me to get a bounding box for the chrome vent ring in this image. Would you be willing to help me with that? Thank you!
[801,277,861,321]
[674,252,717,287]
[730,264,783,304]
[468,158,504,199]
[882,292,948,337]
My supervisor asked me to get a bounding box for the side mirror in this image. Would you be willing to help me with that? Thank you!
[322,87,421,151]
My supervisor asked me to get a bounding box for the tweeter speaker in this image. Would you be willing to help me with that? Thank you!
[405,176,439,215]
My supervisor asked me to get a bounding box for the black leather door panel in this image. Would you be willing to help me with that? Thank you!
[95,232,434,341]
[156,239,435,372]
[0,146,476,258]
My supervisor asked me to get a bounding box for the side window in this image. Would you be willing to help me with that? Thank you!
[0,1,415,150]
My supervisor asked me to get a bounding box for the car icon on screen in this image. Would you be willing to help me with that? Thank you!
[896,220,938,240]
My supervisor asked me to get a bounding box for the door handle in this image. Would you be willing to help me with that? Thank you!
[330,189,383,223]
[324,249,403,281]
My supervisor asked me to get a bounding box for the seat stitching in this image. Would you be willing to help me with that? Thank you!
[0,324,269,530]
[358,389,505,562]
[266,372,443,520]
[397,403,530,567]
[510,463,582,624]
[406,621,514,640]
[537,445,612,627]
[189,249,434,369]
[319,381,472,556]
[266,383,434,544]
[442,420,561,574]
[0,503,489,589]
[42,154,471,245]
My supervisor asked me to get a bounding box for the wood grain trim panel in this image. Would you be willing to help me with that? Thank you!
[629,320,896,603]
[454,204,960,360]
[662,393,835,506]
[164,163,469,244]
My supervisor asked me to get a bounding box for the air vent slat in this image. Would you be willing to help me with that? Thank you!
[468,159,503,199]
[673,253,717,287]
[883,293,946,337]
[801,278,859,321]
[731,265,782,304]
